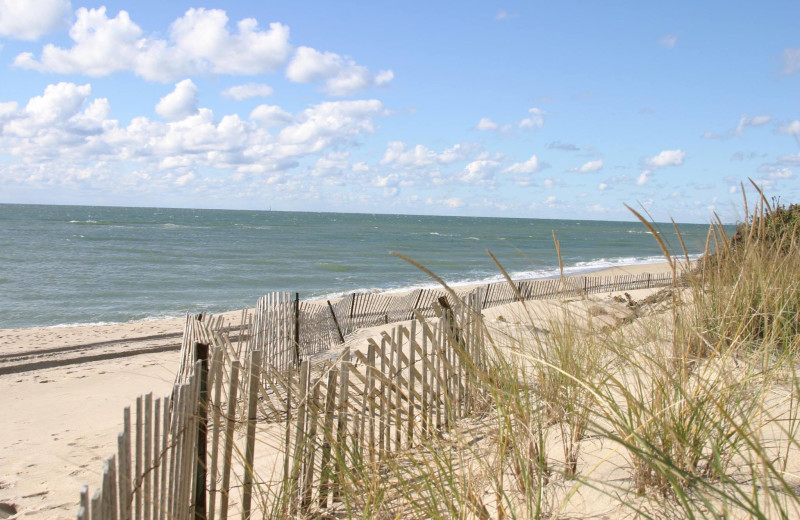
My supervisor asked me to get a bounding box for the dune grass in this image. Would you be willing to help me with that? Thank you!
[248,188,800,519]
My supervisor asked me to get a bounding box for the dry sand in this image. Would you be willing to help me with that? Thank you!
[0,262,674,519]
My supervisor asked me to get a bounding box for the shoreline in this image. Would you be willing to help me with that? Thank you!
[1,257,686,333]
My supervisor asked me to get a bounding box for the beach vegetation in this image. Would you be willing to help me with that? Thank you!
[260,185,800,518]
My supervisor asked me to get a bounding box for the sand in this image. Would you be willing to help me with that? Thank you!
[0,262,676,519]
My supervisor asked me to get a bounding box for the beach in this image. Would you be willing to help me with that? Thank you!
[0,262,675,519]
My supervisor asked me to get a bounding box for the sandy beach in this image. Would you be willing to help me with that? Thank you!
[0,262,674,519]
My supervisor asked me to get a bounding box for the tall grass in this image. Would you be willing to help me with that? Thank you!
[247,189,800,518]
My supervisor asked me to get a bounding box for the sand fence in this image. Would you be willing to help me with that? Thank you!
[75,272,673,519]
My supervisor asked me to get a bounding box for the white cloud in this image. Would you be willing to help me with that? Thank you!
[735,114,772,135]
[1,83,388,189]
[519,107,545,129]
[703,114,773,140]
[312,151,350,179]
[636,171,651,186]
[503,154,541,174]
[222,83,274,100]
[598,183,608,191]
[286,46,393,96]
[174,172,195,186]
[13,7,292,82]
[156,79,198,121]
[169,9,291,75]
[441,197,463,208]
[778,153,800,166]
[381,141,435,167]
[659,34,677,48]
[475,117,498,131]
[380,141,474,168]
[0,101,19,119]
[249,104,292,128]
[778,120,800,135]
[577,158,603,173]
[758,165,794,180]
[645,149,685,169]
[461,158,501,184]
[276,99,386,156]
[438,143,477,164]
[352,162,370,173]
[0,0,71,40]
[372,173,398,188]
[782,48,800,75]
[3,82,93,137]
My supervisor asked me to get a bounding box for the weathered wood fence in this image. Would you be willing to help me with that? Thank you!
[77,272,673,519]
[78,291,488,519]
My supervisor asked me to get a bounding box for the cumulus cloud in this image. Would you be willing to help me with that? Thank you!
[276,99,386,156]
[782,48,800,75]
[474,117,498,131]
[519,107,545,129]
[174,171,195,186]
[758,164,794,181]
[576,159,603,173]
[645,149,685,169]
[222,83,274,100]
[503,154,541,174]
[286,46,393,96]
[637,149,685,185]
[3,82,95,137]
[0,101,19,119]
[249,104,292,128]
[380,141,474,168]
[13,7,292,81]
[461,157,502,184]
[156,79,199,121]
[778,120,800,135]
[0,83,388,188]
[0,0,71,40]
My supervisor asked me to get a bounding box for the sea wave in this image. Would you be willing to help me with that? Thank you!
[311,255,693,301]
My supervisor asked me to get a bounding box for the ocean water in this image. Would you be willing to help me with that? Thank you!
[0,204,722,329]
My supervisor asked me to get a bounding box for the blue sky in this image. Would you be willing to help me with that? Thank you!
[0,1,797,223]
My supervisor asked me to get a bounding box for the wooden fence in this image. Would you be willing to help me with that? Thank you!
[77,272,674,519]
[77,291,489,519]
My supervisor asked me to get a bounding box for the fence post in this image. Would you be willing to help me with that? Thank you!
[193,342,209,520]
[327,300,346,344]
[242,350,261,520]
[294,292,301,367]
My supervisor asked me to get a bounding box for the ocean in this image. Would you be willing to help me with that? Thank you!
[0,204,721,329]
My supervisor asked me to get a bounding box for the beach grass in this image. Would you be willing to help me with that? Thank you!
[260,189,800,519]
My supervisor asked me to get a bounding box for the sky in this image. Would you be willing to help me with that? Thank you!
[0,1,798,223]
